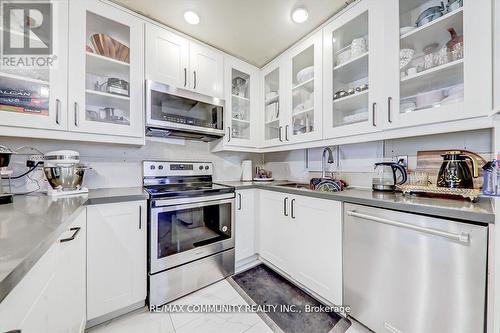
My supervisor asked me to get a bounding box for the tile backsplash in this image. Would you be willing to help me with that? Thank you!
[1,137,262,193]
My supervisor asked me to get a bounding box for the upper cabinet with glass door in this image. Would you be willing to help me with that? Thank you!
[287,31,323,143]
[323,0,383,139]
[68,0,144,138]
[0,0,68,130]
[224,57,259,147]
[262,61,284,146]
[384,0,491,128]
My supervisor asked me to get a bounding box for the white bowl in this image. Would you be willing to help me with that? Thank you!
[296,66,314,84]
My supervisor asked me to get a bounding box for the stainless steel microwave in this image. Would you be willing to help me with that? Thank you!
[145,80,225,141]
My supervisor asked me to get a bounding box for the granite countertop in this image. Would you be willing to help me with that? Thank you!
[0,187,148,303]
[215,181,495,224]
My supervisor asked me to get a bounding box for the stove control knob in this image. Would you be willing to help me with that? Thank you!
[199,165,204,170]
[158,165,163,170]
[150,165,156,170]
[205,165,209,170]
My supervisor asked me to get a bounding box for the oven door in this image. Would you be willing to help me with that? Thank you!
[150,194,235,273]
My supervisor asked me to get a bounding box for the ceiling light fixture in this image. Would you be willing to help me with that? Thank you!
[291,6,309,24]
[184,11,200,25]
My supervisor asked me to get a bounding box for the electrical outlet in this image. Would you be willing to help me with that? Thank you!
[397,155,408,168]
[26,155,44,168]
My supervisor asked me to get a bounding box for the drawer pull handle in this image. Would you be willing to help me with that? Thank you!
[60,227,81,243]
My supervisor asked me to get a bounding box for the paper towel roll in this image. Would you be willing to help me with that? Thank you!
[241,160,253,181]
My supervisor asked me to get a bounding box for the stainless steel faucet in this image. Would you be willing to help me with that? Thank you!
[321,147,334,178]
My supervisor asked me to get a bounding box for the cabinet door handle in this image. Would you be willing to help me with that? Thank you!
[60,227,81,243]
[285,125,289,141]
[279,126,283,142]
[291,199,295,219]
[283,197,288,216]
[139,205,142,229]
[193,71,197,89]
[227,127,231,142]
[238,193,242,210]
[184,68,187,87]
[387,97,393,123]
[372,102,377,127]
[55,99,61,125]
[74,102,79,127]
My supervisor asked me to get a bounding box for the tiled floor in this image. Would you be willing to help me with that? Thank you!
[87,278,371,333]
[87,279,272,333]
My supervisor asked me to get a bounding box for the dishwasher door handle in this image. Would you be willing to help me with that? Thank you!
[346,210,470,243]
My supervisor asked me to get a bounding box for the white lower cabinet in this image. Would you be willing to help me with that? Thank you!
[259,190,342,305]
[235,189,256,263]
[86,201,147,322]
[0,209,87,333]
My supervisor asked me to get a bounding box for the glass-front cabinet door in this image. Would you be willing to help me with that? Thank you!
[224,57,259,147]
[0,0,68,130]
[262,61,284,147]
[323,0,383,139]
[68,0,143,138]
[286,31,323,143]
[385,0,491,128]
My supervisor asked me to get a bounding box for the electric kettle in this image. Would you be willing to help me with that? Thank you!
[372,162,408,191]
[437,150,479,189]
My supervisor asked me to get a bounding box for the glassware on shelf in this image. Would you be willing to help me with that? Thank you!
[232,76,248,97]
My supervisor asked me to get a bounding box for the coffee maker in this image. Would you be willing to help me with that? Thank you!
[0,145,14,205]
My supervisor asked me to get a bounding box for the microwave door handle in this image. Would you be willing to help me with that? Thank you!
[346,211,470,243]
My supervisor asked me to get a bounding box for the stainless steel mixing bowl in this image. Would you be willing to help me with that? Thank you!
[44,165,86,191]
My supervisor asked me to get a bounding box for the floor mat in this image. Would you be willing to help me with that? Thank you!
[231,264,350,333]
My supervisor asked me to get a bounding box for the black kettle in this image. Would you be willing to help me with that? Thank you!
[437,150,479,189]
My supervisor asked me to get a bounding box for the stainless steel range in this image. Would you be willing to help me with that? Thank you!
[143,161,235,306]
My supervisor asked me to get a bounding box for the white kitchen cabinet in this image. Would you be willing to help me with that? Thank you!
[189,42,224,98]
[289,195,342,305]
[86,200,147,322]
[259,190,342,305]
[146,23,224,99]
[383,0,491,128]
[323,0,384,139]
[261,60,287,147]
[0,0,68,131]
[235,189,256,263]
[68,0,144,138]
[259,190,293,272]
[0,209,87,333]
[285,31,323,143]
[146,23,190,89]
[223,57,260,147]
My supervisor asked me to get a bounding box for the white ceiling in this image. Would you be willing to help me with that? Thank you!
[112,0,350,67]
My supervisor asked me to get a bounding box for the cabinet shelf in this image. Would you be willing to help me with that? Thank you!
[86,89,130,110]
[293,107,314,117]
[265,119,279,125]
[333,52,369,84]
[86,52,130,79]
[400,8,463,51]
[333,90,369,110]
[0,72,49,85]
[232,94,250,102]
[400,59,463,97]
[232,118,250,124]
[292,78,314,92]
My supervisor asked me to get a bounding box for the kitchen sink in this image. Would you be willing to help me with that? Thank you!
[276,183,310,189]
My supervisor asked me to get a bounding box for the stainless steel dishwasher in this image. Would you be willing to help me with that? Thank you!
[343,203,488,333]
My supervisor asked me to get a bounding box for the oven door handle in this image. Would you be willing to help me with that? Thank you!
[152,195,235,212]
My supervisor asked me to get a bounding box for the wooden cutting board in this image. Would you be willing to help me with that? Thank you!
[415,150,486,189]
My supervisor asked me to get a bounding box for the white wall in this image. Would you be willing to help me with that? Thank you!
[1,137,262,193]
[264,129,493,187]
